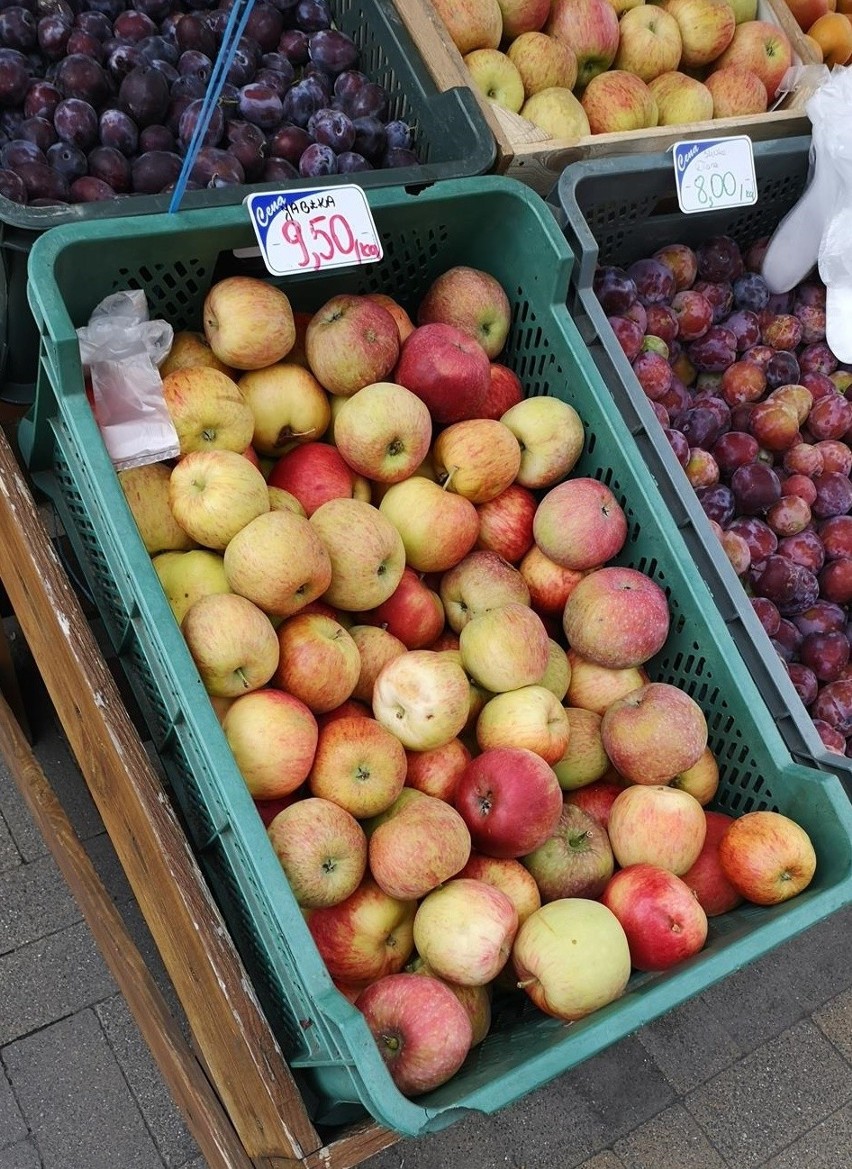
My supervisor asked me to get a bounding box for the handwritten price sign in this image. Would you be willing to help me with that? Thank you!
[673,137,757,216]
[245,185,383,276]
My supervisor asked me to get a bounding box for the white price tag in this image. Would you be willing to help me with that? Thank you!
[672,137,758,215]
[245,184,383,276]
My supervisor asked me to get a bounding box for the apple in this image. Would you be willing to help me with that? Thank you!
[520,545,584,615]
[540,638,571,700]
[680,810,744,916]
[614,5,683,82]
[439,549,530,634]
[372,649,471,751]
[729,0,758,20]
[160,329,234,378]
[417,266,512,361]
[362,293,415,345]
[394,323,491,425]
[785,0,833,28]
[562,566,670,669]
[203,275,296,371]
[306,876,417,984]
[254,791,298,827]
[267,441,356,516]
[512,898,631,1020]
[460,602,549,693]
[348,624,407,704]
[458,853,541,925]
[661,0,736,67]
[481,363,525,421]
[120,462,196,555]
[305,294,399,397]
[648,71,715,125]
[553,707,610,789]
[432,418,521,504]
[607,784,707,874]
[153,549,230,625]
[520,86,591,138]
[308,715,407,818]
[506,31,578,96]
[236,362,330,460]
[441,647,492,730]
[602,863,708,971]
[581,70,659,134]
[369,792,472,899]
[500,397,585,489]
[379,476,480,574]
[705,65,768,116]
[317,698,373,731]
[162,366,255,457]
[273,611,360,712]
[670,745,719,805]
[601,682,708,785]
[475,483,537,563]
[267,797,366,908]
[476,685,570,765]
[267,487,306,515]
[522,802,615,901]
[221,685,316,799]
[454,745,563,858]
[565,649,649,714]
[534,478,628,571]
[333,382,432,484]
[711,19,792,98]
[497,0,550,37]
[181,593,279,697]
[168,449,269,551]
[406,957,492,1046]
[545,0,620,87]
[355,973,473,1097]
[430,0,502,54]
[405,736,472,801]
[565,779,624,829]
[464,48,526,112]
[413,878,518,986]
[360,567,445,650]
[223,509,333,618]
[718,810,817,905]
[310,498,406,611]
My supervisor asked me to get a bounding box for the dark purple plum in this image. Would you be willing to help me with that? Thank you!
[278,27,308,63]
[129,0,171,22]
[69,173,118,200]
[178,96,224,145]
[812,472,852,520]
[177,48,212,80]
[0,50,29,105]
[0,164,25,200]
[765,349,800,390]
[149,58,178,84]
[298,139,335,175]
[0,134,42,165]
[174,12,216,56]
[626,257,675,306]
[237,81,281,128]
[163,95,192,134]
[254,66,292,97]
[189,143,244,186]
[308,27,357,74]
[74,10,113,39]
[724,309,761,352]
[347,80,387,120]
[751,595,781,637]
[307,105,353,152]
[224,118,264,178]
[36,13,70,58]
[788,662,819,706]
[65,28,104,60]
[53,96,97,148]
[14,156,67,198]
[225,43,256,86]
[295,0,331,29]
[694,483,735,526]
[138,122,174,151]
[382,146,418,168]
[18,113,53,147]
[118,63,169,126]
[136,33,178,67]
[693,279,733,323]
[384,119,412,150]
[731,461,782,515]
[106,43,143,80]
[45,137,85,179]
[263,154,297,181]
[696,235,744,283]
[687,325,737,372]
[280,77,322,127]
[99,106,137,154]
[244,3,283,51]
[260,50,293,74]
[333,68,367,102]
[732,271,770,312]
[593,266,637,316]
[267,119,311,163]
[113,10,157,42]
[336,149,371,173]
[23,78,60,118]
[0,104,23,136]
[130,147,181,192]
[87,142,130,190]
[54,53,109,104]
[170,74,206,100]
[0,7,38,51]
[351,114,384,162]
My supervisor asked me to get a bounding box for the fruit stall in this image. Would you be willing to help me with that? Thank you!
[3,0,852,1165]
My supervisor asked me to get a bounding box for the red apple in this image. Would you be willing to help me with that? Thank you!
[718,810,817,905]
[533,478,628,571]
[520,545,585,616]
[681,810,744,916]
[394,323,491,425]
[712,19,793,99]
[273,611,360,713]
[308,716,407,818]
[413,877,519,986]
[565,650,650,715]
[405,737,472,802]
[607,784,707,875]
[222,688,317,798]
[562,567,671,669]
[481,363,525,420]
[305,294,400,396]
[601,863,709,971]
[417,265,512,360]
[306,876,417,984]
[475,483,537,563]
[268,441,356,516]
[267,797,367,908]
[601,682,708,785]
[348,624,407,705]
[564,780,625,829]
[360,567,445,650]
[316,697,373,730]
[453,746,563,859]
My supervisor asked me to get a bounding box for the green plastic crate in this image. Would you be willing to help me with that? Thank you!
[19,175,852,1138]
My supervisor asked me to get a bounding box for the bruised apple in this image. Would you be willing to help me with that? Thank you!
[522,802,615,901]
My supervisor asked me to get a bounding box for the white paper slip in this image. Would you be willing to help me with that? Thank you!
[673,137,758,216]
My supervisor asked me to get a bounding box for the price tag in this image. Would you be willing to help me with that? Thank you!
[672,137,757,215]
[245,184,383,276]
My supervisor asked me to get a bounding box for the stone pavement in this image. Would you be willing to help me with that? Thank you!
[3,616,852,1169]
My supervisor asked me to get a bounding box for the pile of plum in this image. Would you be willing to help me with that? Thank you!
[594,235,852,758]
[0,0,417,205]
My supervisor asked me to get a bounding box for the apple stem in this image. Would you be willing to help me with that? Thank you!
[235,667,250,689]
[516,978,536,990]
[441,467,459,492]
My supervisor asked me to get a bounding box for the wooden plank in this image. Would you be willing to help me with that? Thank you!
[301,1121,398,1169]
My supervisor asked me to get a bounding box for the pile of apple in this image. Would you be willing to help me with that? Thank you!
[430,0,794,139]
[113,265,817,1100]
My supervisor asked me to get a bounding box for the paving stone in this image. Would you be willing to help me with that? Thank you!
[0,1139,41,1169]
[176,1159,209,1169]
[685,1020,852,1168]
[813,986,852,1063]
[572,1154,625,1169]
[0,810,19,873]
[0,757,47,863]
[762,1101,852,1168]
[637,997,742,1093]
[3,1010,163,1169]
[614,1104,725,1169]
[0,853,81,956]
[0,1061,27,1148]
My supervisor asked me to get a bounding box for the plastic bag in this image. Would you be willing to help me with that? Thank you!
[76,290,180,471]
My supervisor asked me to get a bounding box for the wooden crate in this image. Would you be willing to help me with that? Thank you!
[392,0,820,195]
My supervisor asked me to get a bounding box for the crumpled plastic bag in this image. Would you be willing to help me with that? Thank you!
[76,289,179,471]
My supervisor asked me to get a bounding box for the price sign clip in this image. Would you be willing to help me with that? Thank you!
[672,136,757,215]
[245,184,383,277]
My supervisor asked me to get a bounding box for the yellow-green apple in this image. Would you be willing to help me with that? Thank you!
[608,0,646,13]
[267,797,366,908]
[413,878,518,986]
[545,0,620,86]
[460,601,549,693]
[464,48,526,112]
[718,810,817,905]
[406,956,492,1046]
[520,545,584,616]
[306,876,416,984]
[520,86,591,137]
[512,898,631,1019]
[481,363,524,420]
[355,973,473,1095]
[223,687,317,796]
[581,70,659,132]
[497,0,550,37]
[601,682,708,785]
[614,5,683,81]
[500,396,585,489]
[475,483,537,564]
[272,611,360,712]
[119,462,196,554]
[705,65,768,116]
[308,715,407,818]
[267,486,306,515]
[417,266,512,361]
[681,810,744,916]
[379,477,480,574]
[223,509,333,617]
[359,567,445,650]
[554,707,610,789]
[565,779,624,828]
[522,802,615,901]
[565,649,650,713]
[305,294,399,397]
[439,549,530,634]
[712,20,792,98]
[153,549,231,625]
[607,784,707,874]
[441,648,492,730]
[430,0,502,54]
[161,329,234,378]
[267,441,356,516]
[162,367,254,456]
[369,792,472,899]
[601,863,708,970]
[432,418,521,504]
[660,0,736,66]
[458,853,541,925]
[476,685,570,765]
[203,275,295,371]
[394,323,492,425]
[729,0,757,20]
[562,566,671,669]
[534,478,628,571]
[310,498,406,611]
[363,293,415,345]
[348,624,407,704]
[453,745,563,857]
[506,31,578,96]
[648,70,715,124]
[181,592,278,696]
[372,648,471,750]
[539,639,571,700]
[670,745,719,805]
[168,449,269,551]
[405,737,472,801]
[237,362,331,459]
[333,381,432,484]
